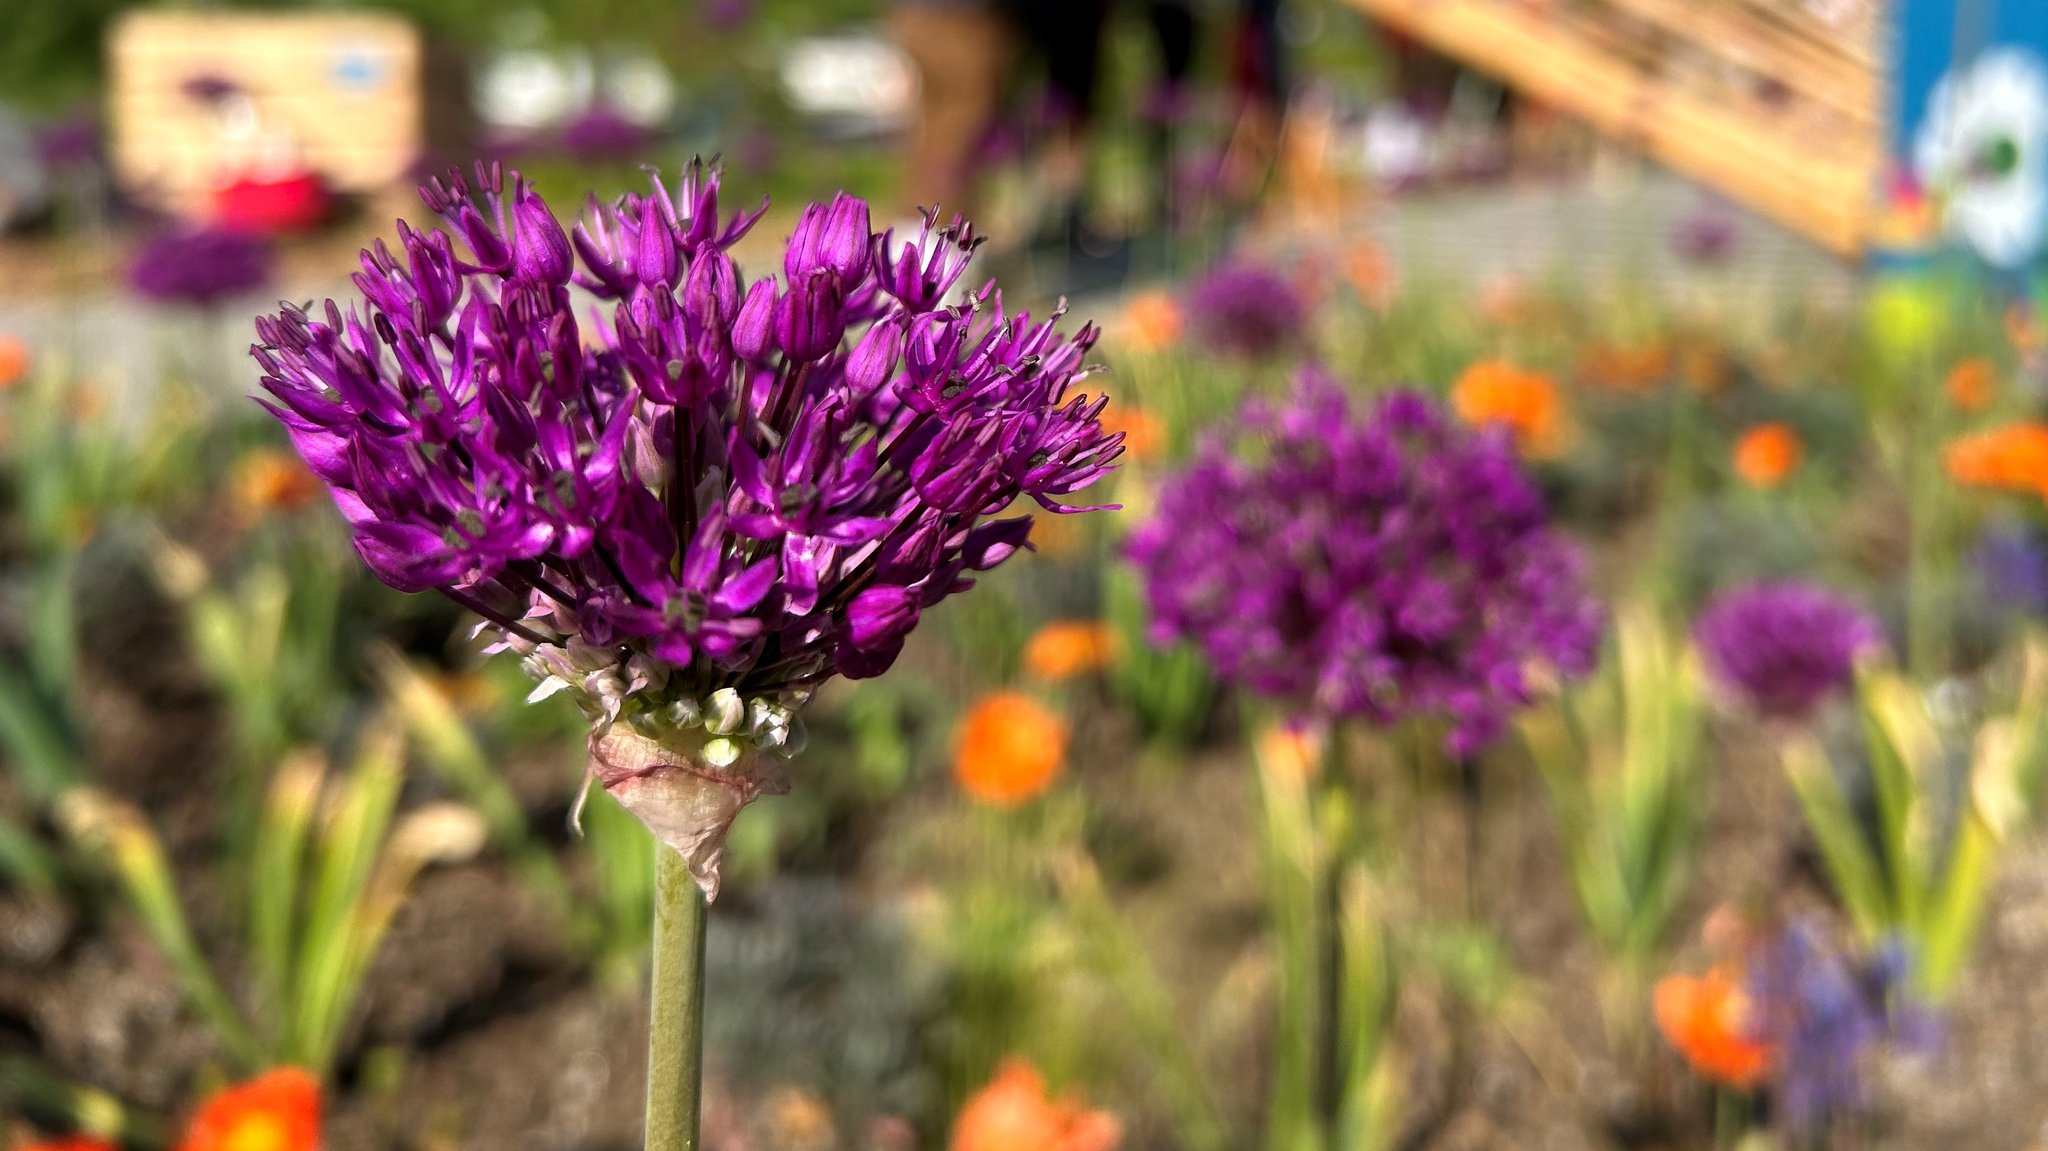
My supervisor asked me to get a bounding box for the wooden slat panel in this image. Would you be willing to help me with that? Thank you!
[1347,0,1876,254]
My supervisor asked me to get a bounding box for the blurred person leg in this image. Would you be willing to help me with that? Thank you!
[1144,0,1198,228]
[1015,0,1112,250]
[1223,0,1285,204]
[893,0,1015,221]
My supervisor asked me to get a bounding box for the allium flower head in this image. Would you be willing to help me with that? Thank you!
[1128,379,1601,755]
[1695,582,1879,720]
[252,161,1121,892]
[1181,261,1305,357]
[133,226,274,307]
[558,103,657,161]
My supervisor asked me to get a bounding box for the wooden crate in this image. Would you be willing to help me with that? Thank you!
[106,9,423,214]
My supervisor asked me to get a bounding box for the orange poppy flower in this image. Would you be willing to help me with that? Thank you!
[176,1068,321,1151]
[0,334,30,391]
[2007,303,2046,357]
[1944,423,2048,498]
[1023,621,1118,680]
[1945,357,1996,411]
[1119,292,1183,353]
[1341,240,1395,309]
[1578,340,1671,394]
[230,448,323,524]
[1255,723,1325,782]
[1450,360,1562,455]
[954,693,1067,807]
[1098,406,1163,462]
[1732,423,1802,488]
[1678,342,1731,394]
[1653,967,1772,1088]
[951,1060,1120,1151]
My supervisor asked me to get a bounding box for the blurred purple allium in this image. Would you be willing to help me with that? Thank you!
[251,161,1121,891]
[35,115,100,172]
[1181,261,1305,357]
[130,226,274,307]
[1747,924,1940,1131]
[704,0,755,32]
[1695,582,1879,720]
[559,104,658,161]
[180,72,242,105]
[1973,524,2048,616]
[1128,379,1602,755]
[1672,197,1740,264]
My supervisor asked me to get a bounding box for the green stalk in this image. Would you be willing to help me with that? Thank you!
[646,845,709,1151]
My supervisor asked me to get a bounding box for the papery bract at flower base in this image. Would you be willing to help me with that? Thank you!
[252,161,1122,896]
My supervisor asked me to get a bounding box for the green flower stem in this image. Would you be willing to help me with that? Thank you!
[646,845,709,1151]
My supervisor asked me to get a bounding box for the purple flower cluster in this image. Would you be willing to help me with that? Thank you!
[253,161,1120,727]
[1695,582,1879,720]
[1747,924,1939,1130]
[1128,380,1601,755]
[1182,261,1306,358]
[131,227,274,307]
[558,104,658,161]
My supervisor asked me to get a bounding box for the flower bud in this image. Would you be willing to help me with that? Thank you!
[633,206,680,289]
[514,188,573,285]
[701,737,742,768]
[705,687,745,734]
[733,279,778,361]
[785,192,873,285]
[774,272,845,361]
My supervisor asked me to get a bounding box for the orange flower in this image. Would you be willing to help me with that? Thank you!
[1119,291,1183,353]
[1678,342,1731,394]
[1476,274,1530,326]
[1945,357,1996,411]
[230,448,323,524]
[1653,967,1772,1088]
[1023,621,1118,680]
[1944,422,2048,498]
[1450,360,1562,455]
[1341,239,1395,309]
[1732,423,1802,488]
[1098,406,1163,462]
[177,1068,321,1151]
[1255,723,1325,782]
[0,334,30,391]
[953,693,1067,807]
[2007,303,2046,357]
[1578,340,1671,393]
[951,1060,1120,1151]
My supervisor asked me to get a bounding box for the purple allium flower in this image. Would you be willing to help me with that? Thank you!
[131,226,274,307]
[1181,261,1305,357]
[1695,582,1879,720]
[251,161,1121,893]
[1671,197,1740,264]
[1746,924,1940,1131]
[180,72,242,105]
[35,115,100,172]
[1127,378,1601,755]
[558,104,658,161]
